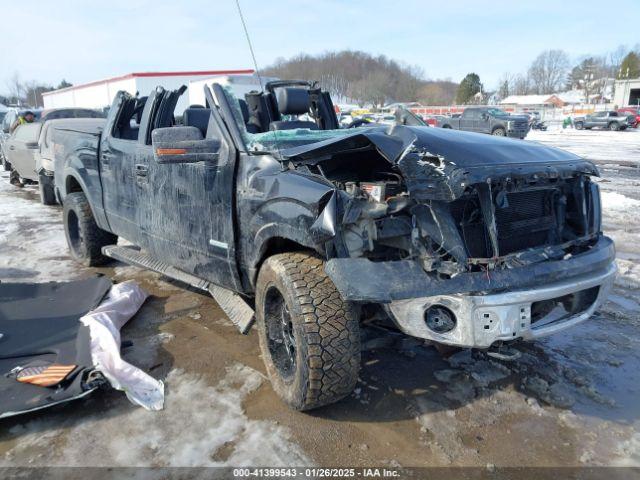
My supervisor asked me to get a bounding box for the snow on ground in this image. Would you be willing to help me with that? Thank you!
[2,365,309,467]
[527,126,640,166]
[0,175,86,282]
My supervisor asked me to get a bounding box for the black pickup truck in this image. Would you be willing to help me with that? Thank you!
[53,80,616,410]
[437,107,530,138]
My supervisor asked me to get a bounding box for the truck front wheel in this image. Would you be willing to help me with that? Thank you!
[255,252,361,411]
[608,122,620,131]
[63,192,117,266]
[492,127,506,136]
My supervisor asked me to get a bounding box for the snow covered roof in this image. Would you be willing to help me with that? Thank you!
[500,94,559,105]
[557,90,585,104]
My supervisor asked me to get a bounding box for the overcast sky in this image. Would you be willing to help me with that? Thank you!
[2,0,639,94]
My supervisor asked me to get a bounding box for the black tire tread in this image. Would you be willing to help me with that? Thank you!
[63,192,117,266]
[257,252,360,410]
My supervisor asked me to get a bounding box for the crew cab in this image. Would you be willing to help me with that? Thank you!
[436,107,529,139]
[574,111,629,131]
[53,80,616,411]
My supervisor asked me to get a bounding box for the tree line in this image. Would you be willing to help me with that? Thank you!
[262,50,457,107]
[496,46,640,102]
[264,46,640,107]
[4,45,639,109]
[0,73,72,108]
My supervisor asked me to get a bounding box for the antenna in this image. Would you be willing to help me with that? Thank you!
[234,0,283,157]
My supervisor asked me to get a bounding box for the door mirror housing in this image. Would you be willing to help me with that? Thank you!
[481,113,489,120]
[152,126,220,164]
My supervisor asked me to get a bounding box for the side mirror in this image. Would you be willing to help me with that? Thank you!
[152,126,220,164]
[481,113,489,120]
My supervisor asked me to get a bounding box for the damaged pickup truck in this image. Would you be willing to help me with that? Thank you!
[53,80,616,410]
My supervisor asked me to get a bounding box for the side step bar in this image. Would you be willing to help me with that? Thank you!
[102,245,255,334]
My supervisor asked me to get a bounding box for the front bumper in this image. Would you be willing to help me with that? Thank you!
[507,128,528,138]
[386,262,616,348]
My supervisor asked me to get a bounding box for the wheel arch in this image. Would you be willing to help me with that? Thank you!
[249,231,321,289]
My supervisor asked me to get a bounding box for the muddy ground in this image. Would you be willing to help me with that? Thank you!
[1,128,639,469]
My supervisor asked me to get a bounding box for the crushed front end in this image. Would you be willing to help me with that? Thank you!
[287,125,616,349]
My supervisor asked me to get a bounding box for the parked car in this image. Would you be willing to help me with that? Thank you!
[436,107,530,138]
[1,109,42,171]
[4,122,44,184]
[617,107,639,128]
[54,80,615,411]
[574,111,629,131]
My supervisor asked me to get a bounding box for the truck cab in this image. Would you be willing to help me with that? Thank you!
[438,107,529,138]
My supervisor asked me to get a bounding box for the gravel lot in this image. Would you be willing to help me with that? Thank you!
[1,127,639,469]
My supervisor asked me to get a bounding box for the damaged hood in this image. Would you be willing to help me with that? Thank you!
[279,125,598,200]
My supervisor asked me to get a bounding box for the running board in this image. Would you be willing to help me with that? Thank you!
[102,245,255,334]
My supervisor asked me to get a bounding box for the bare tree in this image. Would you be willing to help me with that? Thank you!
[512,73,531,95]
[5,72,25,105]
[528,50,570,94]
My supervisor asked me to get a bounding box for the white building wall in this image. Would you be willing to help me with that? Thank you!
[188,75,276,107]
[614,79,640,107]
[43,74,254,112]
[43,78,136,110]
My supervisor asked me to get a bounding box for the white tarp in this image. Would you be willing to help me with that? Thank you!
[80,280,164,410]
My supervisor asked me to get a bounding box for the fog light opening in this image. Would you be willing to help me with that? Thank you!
[424,305,456,333]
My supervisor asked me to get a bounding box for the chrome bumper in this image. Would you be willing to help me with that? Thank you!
[386,262,616,348]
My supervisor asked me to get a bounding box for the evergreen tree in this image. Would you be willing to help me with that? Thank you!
[57,79,73,89]
[456,73,482,104]
[617,52,640,79]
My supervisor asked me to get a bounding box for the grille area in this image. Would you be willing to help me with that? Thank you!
[450,188,557,258]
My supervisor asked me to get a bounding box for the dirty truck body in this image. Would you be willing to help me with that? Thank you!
[437,107,530,139]
[54,81,616,410]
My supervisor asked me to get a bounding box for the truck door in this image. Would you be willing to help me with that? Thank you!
[459,109,477,132]
[138,85,242,291]
[100,92,147,243]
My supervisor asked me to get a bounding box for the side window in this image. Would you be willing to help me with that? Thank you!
[465,110,479,119]
[112,97,146,141]
[609,112,618,117]
[14,124,41,142]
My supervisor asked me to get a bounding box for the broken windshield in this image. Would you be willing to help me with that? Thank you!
[219,86,372,154]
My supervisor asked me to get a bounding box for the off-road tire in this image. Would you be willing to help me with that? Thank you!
[63,192,117,266]
[575,122,584,130]
[492,127,506,136]
[609,122,620,131]
[38,173,57,206]
[256,252,361,411]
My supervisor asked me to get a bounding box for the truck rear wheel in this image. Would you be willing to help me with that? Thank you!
[63,192,117,266]
[255,252,361,411]
[492,127,506,136]
[38,173,57,206]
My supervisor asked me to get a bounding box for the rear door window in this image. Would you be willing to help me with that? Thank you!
[14,124,42,142]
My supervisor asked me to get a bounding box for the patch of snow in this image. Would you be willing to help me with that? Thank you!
[601,192,640,211]
[1,364,309,467]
